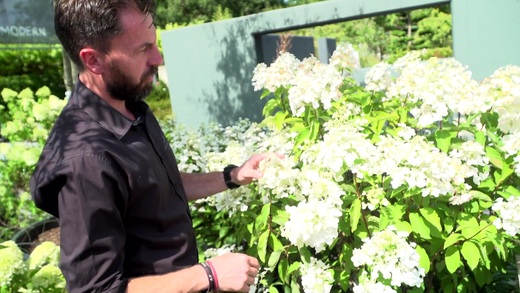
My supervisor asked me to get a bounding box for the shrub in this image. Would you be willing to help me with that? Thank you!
[166,45,520,292]
[0,87,66,241]
[0,240,65,292]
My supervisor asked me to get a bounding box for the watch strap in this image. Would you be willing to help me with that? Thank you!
[223,164,241,189]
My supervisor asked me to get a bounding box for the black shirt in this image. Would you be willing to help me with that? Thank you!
[30,81,198,292]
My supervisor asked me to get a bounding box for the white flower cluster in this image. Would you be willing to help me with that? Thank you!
[362,187,390,211]
[252,53,344,117]
[203,244,238,260]
[282,196,342,252]
[365,52,496,127]
[300,122,378,180]
[351,226,425,288]
[299,257,334,293]
[485,65,520,134]
[329,42,361,72]
[0,240,25,286]
[374,135,477,198]
[352,272,396,293]
[28,241,60,270]
[252,52,299,92]
[492,195,520,236]
[257,154,300,201]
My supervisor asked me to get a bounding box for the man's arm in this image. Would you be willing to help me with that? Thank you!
[127,253,259,293]
[181,153,278,201]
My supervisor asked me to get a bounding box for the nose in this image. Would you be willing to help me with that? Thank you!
[149,44,163,67]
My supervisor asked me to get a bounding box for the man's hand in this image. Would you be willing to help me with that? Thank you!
[207,253,260,292]
[232,153,284,185]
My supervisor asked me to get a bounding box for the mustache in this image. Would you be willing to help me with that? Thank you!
[144,67,158,79]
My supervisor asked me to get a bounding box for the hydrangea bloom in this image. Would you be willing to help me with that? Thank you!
[0,240,25,286]
[31,264,65,290]
[252,52,299,92]
[299,257,334,293]
[282,197,342,252]
[492,196,520,236]
[486,65,520,134]
[351,226,425,288]
[203,244,238,259]
[329,42,361,72]
[28,241,60,270]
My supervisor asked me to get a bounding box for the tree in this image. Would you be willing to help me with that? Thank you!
[154,0,287,27]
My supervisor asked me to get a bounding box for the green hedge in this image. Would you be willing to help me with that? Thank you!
[0,46,65,97]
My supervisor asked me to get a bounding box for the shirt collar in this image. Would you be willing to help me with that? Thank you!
[70,80,150,140]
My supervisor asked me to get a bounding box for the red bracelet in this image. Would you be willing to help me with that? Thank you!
[206,261,219,292]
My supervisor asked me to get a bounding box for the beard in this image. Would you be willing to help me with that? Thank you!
[105,61,158,103]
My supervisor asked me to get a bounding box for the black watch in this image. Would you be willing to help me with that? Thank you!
[223,164,241,190]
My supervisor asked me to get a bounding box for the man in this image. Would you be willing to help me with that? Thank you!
[30,0,270,292]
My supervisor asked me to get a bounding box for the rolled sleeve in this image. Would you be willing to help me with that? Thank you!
[58,154,129,293]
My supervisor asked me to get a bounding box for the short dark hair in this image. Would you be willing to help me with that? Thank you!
[54,0,156,71]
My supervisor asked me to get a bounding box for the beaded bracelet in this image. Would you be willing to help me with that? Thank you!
[199,262,216,293]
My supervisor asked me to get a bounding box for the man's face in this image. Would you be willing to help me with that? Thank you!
[102,8,163,102]
[105,58,158,102]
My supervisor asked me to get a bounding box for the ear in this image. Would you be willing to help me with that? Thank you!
[79,48,104,75]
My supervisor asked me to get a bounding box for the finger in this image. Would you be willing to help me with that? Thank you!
[248,256,260,268]
[247,266,259,278]
[246,275,256,285]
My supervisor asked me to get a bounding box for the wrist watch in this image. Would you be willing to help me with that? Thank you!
[223,164,241,189]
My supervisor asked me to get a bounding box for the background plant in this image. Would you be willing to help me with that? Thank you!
[0,240,65,293]
[0,87,66,241]
[166,45,520,292]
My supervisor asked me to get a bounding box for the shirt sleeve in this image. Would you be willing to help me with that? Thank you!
[57,154,129,293]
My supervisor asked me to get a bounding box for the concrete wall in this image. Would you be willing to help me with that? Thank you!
[452,0,520,81]
[161,0,453,128]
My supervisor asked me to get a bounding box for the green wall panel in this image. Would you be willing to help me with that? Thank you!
[161,0,451,128]
[452,0,520,81]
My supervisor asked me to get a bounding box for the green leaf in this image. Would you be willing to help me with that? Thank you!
[294,127,310,148]
[415,245,431,273]
[393,220,413,233]
[262,99,279,116]
[435,129,453,153]
[269,233,284,252]
[419,207,443,235]
[469,190,492,202]
[461,241,480,270]
[409,212,431,239]
[309,120,320,142]
[349,198,362,232]
[268,250,283,270]
[258,230,270,263]
[299,247,311,263]
[269,286,280,293]
[444,233,464,249]
[255,203,271,231]
[278,258,288,282]
[474,131,486,146]
[445,246,462,274]
[287,261,301,278]
[486,146,504,169]
[274,111,287,130]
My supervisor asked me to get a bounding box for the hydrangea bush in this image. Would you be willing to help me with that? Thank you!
[0,240,65,292]
[167,44,520,292]
[0,87,67,241]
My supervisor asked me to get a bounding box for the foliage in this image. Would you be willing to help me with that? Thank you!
[146,80,173,122]
[154,0,286,27]
[0,45,65,98]
[289,5,452,67]
[0,240,65,293]
[0,87,66,241]
[166,45,520,292]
